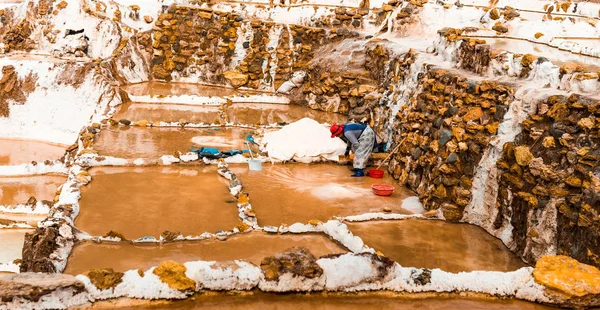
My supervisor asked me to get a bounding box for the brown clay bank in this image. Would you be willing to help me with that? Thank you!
[346,220,527,273]
[229,164,417,227]
[0,139,65,165]
[113,102,346,126]
[75,166,241,239]
[64,232,346,275]
[92,126,254,158]
[99,291,552,310]
[0,175,65,206]
[0,229,31,265]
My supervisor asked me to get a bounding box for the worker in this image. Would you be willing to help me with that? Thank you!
[330,123,376,177]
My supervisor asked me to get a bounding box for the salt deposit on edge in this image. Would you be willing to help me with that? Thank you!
[260,118,346,162]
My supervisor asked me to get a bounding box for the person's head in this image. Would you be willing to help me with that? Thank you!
[330,124,344,138]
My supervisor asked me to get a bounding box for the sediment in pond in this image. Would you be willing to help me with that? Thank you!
[75,166,240,239]
[64,233,347,275]
[346,220,527,273]
[229,164,416,227]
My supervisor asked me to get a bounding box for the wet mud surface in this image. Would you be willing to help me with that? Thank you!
[346,220,527,273]
[64,232,346,275]
[0,139,65,165]
[0,175,65,205]
[93,127,254,158]
[229,164,417,226]
[75,167,240,239]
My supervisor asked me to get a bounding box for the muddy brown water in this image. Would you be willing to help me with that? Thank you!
[0,175,65,205]
[0,229,31,264]
[0,139,65,165]
[83,292,554,310]
[64,232,346,275]
[229,164,416,226]
[75,166,240,239]
[122,82,266,98]
[346,220,527,273]
[93,127,254,158]
[113,102,346,126]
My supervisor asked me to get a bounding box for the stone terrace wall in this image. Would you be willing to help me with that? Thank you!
[150,5,357,90]
[389,69,514,221]
[496,94,600,266]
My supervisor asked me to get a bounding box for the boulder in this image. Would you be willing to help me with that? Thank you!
[223,70,248,88]
[260,247,323,281]
[0,273,84,303]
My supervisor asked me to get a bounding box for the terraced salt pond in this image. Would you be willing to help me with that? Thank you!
[93,127,254,158]
[346,220,526,272]
[113,102,346,126]
[0,175,65,205]
[0,139,65,165]
[64,233,346,275]
[229,164,418,226]
[75,166,240,239]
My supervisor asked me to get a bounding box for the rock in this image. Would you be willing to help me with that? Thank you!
[463,107,483,122]
[26,196,37,206]
[382,4,393,11]
[514,145,533,166]
[0,273,84,302]
[489,8,500,20]
[438,129,452,146]
[134,119,149,127]
[542,136,555,148]
[84,269,124,290]
[20,226,61,273]
[492,22,508,33]
[577,117,595,130]
[152,261,196,291]
[446,153,458,164]
[260,247,323,281]
[161,231,181,242]
[144,15,154,23]
[441,203,462,222]
[118,119,131,126]
[533,255,600,307]
[223,70,248,88]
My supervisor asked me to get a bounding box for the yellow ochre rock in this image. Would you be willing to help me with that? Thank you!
[534,255,600,298]
[514,145,533,166]
[153,261,196,291]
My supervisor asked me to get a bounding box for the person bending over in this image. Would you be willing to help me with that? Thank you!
[330,123,376,177]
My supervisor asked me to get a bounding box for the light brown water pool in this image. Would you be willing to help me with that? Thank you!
[0,139,65,166]
[75,166,240,239]
[346,220,527,273]
[229,164,416,227]
[0,175,65,205]
[113,102,346,126]
[0,229,31,264]
[64,232,347,275]
[93,127,254,158]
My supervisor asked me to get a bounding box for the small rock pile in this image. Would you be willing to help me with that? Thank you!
[496,94,600,267]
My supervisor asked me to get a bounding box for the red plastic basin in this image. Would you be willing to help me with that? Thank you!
[368,169,384,178]
[372,184,394,196]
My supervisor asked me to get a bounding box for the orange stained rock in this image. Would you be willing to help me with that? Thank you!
[533,255,600,297]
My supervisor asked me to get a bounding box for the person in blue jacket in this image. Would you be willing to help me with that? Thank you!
[330,123,376,177]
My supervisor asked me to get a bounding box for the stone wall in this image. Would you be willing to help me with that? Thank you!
[388,69,514,221]
[496,94,600,266]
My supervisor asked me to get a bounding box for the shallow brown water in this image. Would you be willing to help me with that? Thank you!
[0,229,31,264]
[229,164,416,226]
[88,292,553,310]
[113,102,346,126]
[75,166,240,239]
[122,82,265,98]
[64,232,346,275]
[0,139,65,165]
[0,175,65,205]
[346,220,527,273]
[93,127,253,158]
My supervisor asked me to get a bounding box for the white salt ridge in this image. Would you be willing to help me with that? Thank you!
[260,118,347,163]
[343,213,424,222]
[185,261,261,291]
[322,220,374,253]
[0,202,50,215]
